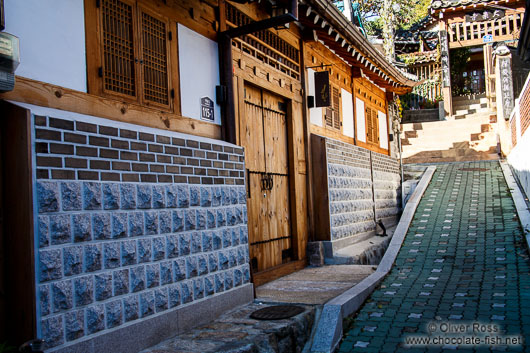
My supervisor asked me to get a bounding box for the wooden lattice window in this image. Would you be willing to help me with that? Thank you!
[520,82,530,136]
[365,106,379,144]
[325,86,341,130]
[90,0,172,110]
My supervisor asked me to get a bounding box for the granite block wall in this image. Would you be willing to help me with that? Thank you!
[323,137,401,242]
[32,113,250,350]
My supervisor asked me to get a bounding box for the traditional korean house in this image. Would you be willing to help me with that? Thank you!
[0,0,413,351]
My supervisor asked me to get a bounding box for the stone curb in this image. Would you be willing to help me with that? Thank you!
[309,166,436,353]
[500,161,530,251]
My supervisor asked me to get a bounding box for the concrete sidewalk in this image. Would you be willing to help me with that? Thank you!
[339,161,530,352]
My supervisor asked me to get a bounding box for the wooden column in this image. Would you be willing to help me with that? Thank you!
[483,44,495,109]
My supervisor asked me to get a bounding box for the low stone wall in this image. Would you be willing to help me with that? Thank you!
[402,109,440,123]
[30,106,251,351]
[312,135,402,255]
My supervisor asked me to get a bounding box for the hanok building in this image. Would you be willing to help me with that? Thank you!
[0,0,412,351]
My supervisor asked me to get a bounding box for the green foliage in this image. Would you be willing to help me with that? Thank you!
[356,0,430,31]
[449,48,472,95]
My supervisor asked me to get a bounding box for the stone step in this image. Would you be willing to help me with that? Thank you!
[327,232,393,265]
[452,94,487,102]
[454,107,490,116]
[453,100,489,110]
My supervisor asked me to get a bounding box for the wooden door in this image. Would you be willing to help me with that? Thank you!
[240,84,292,273]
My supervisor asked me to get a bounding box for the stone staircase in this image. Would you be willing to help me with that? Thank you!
[401,94,499,164]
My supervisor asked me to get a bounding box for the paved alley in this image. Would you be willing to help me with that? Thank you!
[340,161,530,352]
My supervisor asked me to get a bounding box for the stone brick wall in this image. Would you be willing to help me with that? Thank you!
[32,113,250,350]
[323,137,401,243]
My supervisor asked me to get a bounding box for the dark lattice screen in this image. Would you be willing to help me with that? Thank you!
[141,10,169,105]
[332,87,340,130]
[101,0,136,97]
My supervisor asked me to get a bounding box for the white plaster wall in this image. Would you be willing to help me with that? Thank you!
[178,24,221,125]
[4,0,87,92]
[508,129,530,200]
[341,88,354,138]
[307,69,323,127]
[355,98,366,142]
[378,111,388,149]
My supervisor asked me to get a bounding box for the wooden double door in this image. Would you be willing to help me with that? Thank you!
[240,84,292,273]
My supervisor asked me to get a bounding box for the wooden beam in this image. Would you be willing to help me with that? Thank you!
[1,77,222,139]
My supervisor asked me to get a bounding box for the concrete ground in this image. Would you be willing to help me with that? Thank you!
[339,161,530,352]
[256,265,376,305]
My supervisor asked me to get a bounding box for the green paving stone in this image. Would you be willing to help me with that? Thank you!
[338,161,530,353]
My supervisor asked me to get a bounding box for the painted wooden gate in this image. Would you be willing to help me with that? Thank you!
[240,84,292,273]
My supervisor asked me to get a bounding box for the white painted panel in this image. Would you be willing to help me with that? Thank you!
[178,24,221,125]
[355,98,366,142]
[341,88,354,138]
[378,111,388,149]
[307,69,323,127]
[4,0,87,92]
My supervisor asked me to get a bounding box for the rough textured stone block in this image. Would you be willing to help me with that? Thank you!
[185,210,196,231]
[191,232,201,254]
[206,210,216,229]
[52,280,73,312]
[238,186,246,204]
[130,266,146,292]
[177,185,189,208]
[222,229,231,248]
[153,236,165,261]
[50,215,71,245]
[230,188,238,205]
[128,212,144,237]
[137,184,152,209]
[41,315,64,348]
[121,184,136,210]
[92,213,111,240]
[234,268,243,287]
[166,185,177,208]
[165,234,178,258]
[159,210,171,234]
[178,234,190,256]
[113,269,129,296]
[86,304,105,334]
[212,231,222,250]
[196,210,206,230]
[181,281,193,304]
[63,246,83,276]
[186,256,198,278]
[221,187,231,206]
[38,216,50,248]
[202,231,213,252]
[106,300,123,328]
[219,251,229,270]
[65,309,84,341]
[205,276,215,297]
[172,210,184,232]
[37,181,60,213]
[40,285,51,316]
[152,185,166,209]
[61,182,82,211]
[160,261,173,285]
[200,187,212,207]
[193,278,204,300]
[155,287,168,312]
[243,266,250,284]
[112,212,128,239]
[103,183,120,210]
[84,244,102,272]
[208,253,218,273]
[121,240,137,266]
[226,208,237,226]
[189,186,200,206]
[104,243,120,269]
[95,273,112,301]
[212,187,222,207]
[140,291,154,317]
[173,258,186,282]
[83,182,102,210]
[40,249,62,282]
[215,273,224,293]
[145,211,158,235]
[168,284,180,308]
[231,228,240,246]
[137,238,152,263]
[198,255,208,276]
[229,249,237,268]
[73,214,91,242]
[146,263,160,288]
[237,247,245,266]
[224,271,233,290]
[123,295,139,322]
